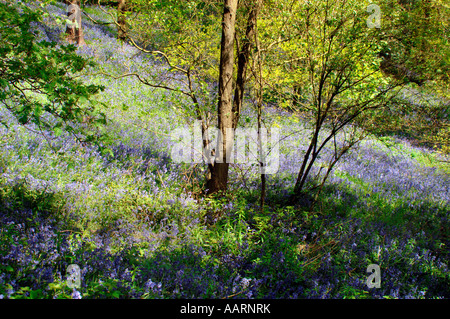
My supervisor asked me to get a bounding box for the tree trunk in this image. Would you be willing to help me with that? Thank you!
[232,1,260,129]
[117,0,127,41]
[205,0,238,195]
[65,0,85,46]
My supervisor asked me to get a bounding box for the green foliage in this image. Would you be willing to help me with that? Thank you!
[0,178,65,217]
[129,0,221,75]
[0,1,448,300]
[434,125,450,156]
[0,1,107,149]
[381,0,450,85]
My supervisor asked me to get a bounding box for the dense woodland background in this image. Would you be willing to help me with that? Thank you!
[0,0,449,299]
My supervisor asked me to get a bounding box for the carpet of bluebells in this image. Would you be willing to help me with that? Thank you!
[0,2,449,299]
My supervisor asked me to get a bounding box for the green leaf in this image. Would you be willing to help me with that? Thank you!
[112,291,120,298]
[53,126,63,137]
[122,103,130,111]
[30,290,42,298]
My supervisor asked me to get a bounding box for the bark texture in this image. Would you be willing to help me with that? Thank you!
[205,0,238,194]
[118,0,128,41]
